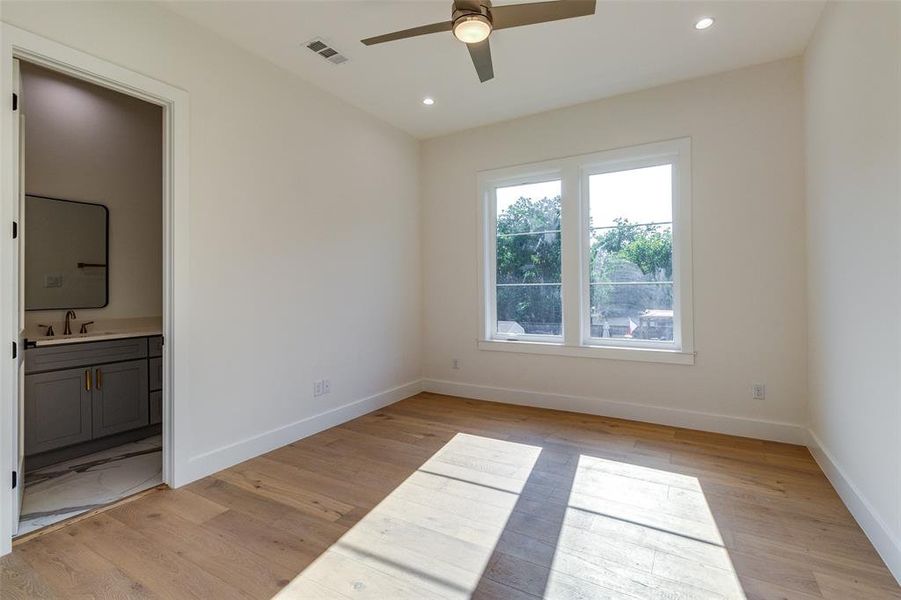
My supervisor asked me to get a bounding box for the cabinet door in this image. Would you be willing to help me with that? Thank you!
[148,336,162,358]
[92,359,149,438]
[148,357,162,391]
[149,390,162,425]
[25,367,92,455]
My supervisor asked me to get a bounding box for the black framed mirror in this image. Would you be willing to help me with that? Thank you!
[24,195,109,310]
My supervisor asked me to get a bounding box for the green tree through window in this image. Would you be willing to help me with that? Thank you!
[590,218,673,339]
[496,195,562,334]
[495,200,673,338]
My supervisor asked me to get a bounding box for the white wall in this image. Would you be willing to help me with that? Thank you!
[0,1,422,477]
[421,59,809,441]
[21,62,163,324]
[804,0,901,579]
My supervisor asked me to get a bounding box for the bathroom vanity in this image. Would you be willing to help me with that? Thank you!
[23,332,162,468]
[20,193,164,470]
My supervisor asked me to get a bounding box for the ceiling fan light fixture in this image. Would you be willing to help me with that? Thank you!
[361,0,598,83]
[453,14,492,44]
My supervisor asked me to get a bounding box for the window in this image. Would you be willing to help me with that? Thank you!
[587,164,673,344]
[493,179,562,340]
[479,139,693,364]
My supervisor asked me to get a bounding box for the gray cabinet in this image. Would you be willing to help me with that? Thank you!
[25,337,147,374]
[25,367,92,455]
[149,390,162,425]
[148,357,162,391]
[92,360,149,438]
[147,337,163,425]
[24,335,158,456]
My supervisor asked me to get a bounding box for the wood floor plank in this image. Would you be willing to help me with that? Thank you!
[64,513,249,599]
[814,570,901,600]
[728,529,901,592]
[108,498,293,598]
[214,460,356,522]
[4,392,898,599]
[187,478,348,550]
[16,531,157,599]
[0,551,57,600]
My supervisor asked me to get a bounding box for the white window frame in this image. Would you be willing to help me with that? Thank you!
[482,168,565,344]
[477,138,694,365]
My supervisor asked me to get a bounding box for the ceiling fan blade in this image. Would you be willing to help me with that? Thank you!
[491,0,596,31]
[361,21,453,46]
[467,39,494,83]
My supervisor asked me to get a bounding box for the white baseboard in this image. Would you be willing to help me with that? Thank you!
[178,379,424,485]
[807,430,901,585]
[422,378,806,444]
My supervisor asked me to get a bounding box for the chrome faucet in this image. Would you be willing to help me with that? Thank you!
[64,310,77,335]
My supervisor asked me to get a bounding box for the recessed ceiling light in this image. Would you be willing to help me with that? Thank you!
[695,17,715,30]
[422,97,435,106]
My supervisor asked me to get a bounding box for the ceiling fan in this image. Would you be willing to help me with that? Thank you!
[361,0,597,83]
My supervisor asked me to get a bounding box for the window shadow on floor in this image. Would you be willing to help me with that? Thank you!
[467,435,747,599]
[265,416,751,599]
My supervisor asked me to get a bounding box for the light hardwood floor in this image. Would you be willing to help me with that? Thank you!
[2,392,899,599]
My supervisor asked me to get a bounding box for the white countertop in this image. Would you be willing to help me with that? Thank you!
[26,317,162,347]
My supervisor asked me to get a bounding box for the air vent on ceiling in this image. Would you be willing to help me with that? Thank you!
[305,38,349,66]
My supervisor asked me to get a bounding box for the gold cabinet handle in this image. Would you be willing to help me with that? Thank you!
[85,369,92,391]
[95,368,102,390]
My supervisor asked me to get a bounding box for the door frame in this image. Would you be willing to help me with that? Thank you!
[0,23,191,555]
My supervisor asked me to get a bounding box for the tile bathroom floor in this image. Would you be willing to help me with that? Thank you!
[17,435,162,536]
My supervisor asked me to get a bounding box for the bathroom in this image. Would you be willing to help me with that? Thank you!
[14,60,164,536]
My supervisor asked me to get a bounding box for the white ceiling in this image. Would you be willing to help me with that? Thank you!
[165,1,824,139]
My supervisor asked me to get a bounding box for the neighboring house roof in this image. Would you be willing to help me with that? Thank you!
[497,321,526,335]
[641,309,673,319]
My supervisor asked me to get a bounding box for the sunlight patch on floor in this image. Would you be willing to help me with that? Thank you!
[273,433,542,599]
[545,454,746,599]
[273,434,746,599]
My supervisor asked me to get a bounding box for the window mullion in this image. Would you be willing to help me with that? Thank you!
[560,163,582,346]
[484,186,497,341]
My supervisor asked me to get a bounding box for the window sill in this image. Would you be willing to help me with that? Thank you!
[477,339,695,365]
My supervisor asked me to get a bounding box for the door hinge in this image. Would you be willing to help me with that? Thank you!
[12,471,17,490]
[12,221,17,239]
[12,93,17,111]
[12,341,16,360]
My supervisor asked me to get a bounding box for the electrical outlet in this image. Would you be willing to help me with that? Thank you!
[313,379,331,397]
[752,383,766,400]
[452,359,460,370]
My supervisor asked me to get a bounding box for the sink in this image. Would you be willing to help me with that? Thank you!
[68,331,117,339]
[47,331,115,339]
[27,319,162,347]
[30,331,125,346]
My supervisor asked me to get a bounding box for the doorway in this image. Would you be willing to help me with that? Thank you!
[0,24,189,555]
[13,60,164,537]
